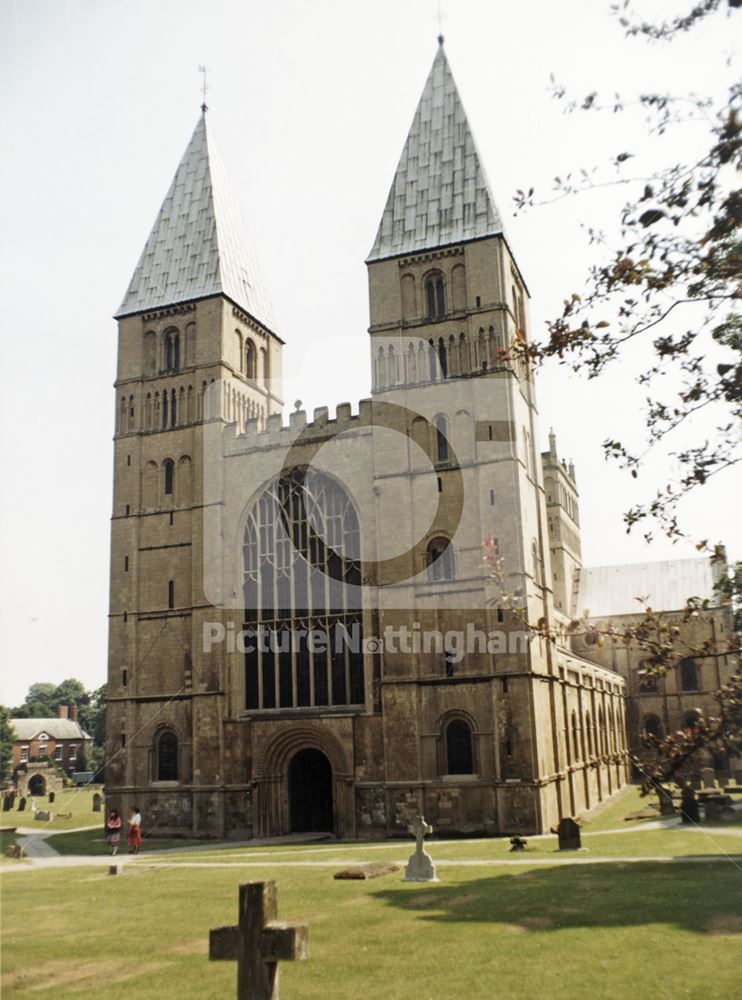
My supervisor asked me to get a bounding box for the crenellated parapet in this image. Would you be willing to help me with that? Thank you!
[221,399,375,456]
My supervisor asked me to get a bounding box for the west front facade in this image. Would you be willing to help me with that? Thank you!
[105,42,634,840]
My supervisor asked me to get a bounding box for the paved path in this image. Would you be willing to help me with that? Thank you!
[15,834,59,859]
[3,852,741,874]
[3,823,741,875]
[1,830,335,873]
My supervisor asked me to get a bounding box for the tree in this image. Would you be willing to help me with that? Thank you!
[11,678,90,719]
[78,684,107,779]
[12,682,57,718]
[0,706,14,783]
[513,0,741,544]
[52,679,89,711]
[503,2,742,792]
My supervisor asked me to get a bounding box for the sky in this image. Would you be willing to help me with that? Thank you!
[1,0,739,707]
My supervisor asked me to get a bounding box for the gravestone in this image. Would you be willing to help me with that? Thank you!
[403,815,437,882]
[209,881,309,1000]
[557,817,581,850]
[108,865,120,876]
[700,767,716,788]
[48,791,55,804]
[92,793,102,812]
[680,784,700,824]
[18,797,26,812]
[35,810,51,822]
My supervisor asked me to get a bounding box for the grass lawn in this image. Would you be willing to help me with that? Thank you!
[577,784,659,831]
[9,786,105,832]
[2,855,741,999]
[155,826,742,866]
[47,828,208,855]
[0,830,19,855]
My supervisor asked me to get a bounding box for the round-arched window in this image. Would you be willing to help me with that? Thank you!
[679,658,699,692]
[446,719,474,774]
[157,730,178,781]
[425,272,445,320]
[426,537,454,581]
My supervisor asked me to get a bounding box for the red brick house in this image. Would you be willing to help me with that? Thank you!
[10,706,93,778]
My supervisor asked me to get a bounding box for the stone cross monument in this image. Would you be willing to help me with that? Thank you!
[209,881,309,999]
[403,814,438,882]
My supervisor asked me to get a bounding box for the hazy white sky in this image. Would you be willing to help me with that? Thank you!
[1,0,739,706]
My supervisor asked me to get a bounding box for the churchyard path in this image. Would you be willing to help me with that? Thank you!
[3,820,740,875]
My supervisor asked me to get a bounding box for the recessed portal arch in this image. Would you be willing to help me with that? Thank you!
[288,748,333,833]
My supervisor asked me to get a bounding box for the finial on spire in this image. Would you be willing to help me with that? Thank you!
[198,64,209,113]
[435,2,446,45]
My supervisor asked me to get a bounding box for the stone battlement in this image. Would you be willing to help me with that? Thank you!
[222,398,374,455]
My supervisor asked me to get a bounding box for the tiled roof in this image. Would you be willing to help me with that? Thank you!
[367,41,504,262]
[11,718,92,741]
[115,112,275,330]
[573,558,721,619]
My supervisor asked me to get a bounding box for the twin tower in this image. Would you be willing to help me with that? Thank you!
[107,42,628,839]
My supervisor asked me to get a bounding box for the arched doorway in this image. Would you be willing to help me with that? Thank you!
[288,749,333,833]
[28,774,46,796]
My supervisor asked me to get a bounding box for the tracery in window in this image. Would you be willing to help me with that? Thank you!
[243,470,363,711]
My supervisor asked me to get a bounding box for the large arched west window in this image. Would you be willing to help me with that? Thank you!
[156,730,178,781]
[242,470,363,711]
[679,658,699,692]
[446,719,474,774]
[426,537,454,581]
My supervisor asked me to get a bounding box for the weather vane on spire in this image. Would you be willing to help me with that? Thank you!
[198,65,209,112]
[435,2,446,44]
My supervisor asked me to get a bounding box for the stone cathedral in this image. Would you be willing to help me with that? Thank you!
[107,42,729,840]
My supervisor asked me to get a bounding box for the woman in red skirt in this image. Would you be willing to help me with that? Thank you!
[127,806,142,853]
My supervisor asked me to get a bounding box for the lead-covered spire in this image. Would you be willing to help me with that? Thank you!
[367,42,504,262]
[116,112,275,331]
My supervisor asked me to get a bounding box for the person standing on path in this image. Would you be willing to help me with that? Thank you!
[127,806,142,854]
[106,808,122,855]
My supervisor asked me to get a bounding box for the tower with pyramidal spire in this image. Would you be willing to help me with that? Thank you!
[106,44,631,839]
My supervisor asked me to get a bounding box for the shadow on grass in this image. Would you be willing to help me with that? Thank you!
[372,861,742,934]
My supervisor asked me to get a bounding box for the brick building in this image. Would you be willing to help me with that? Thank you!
[11,705,92,781]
